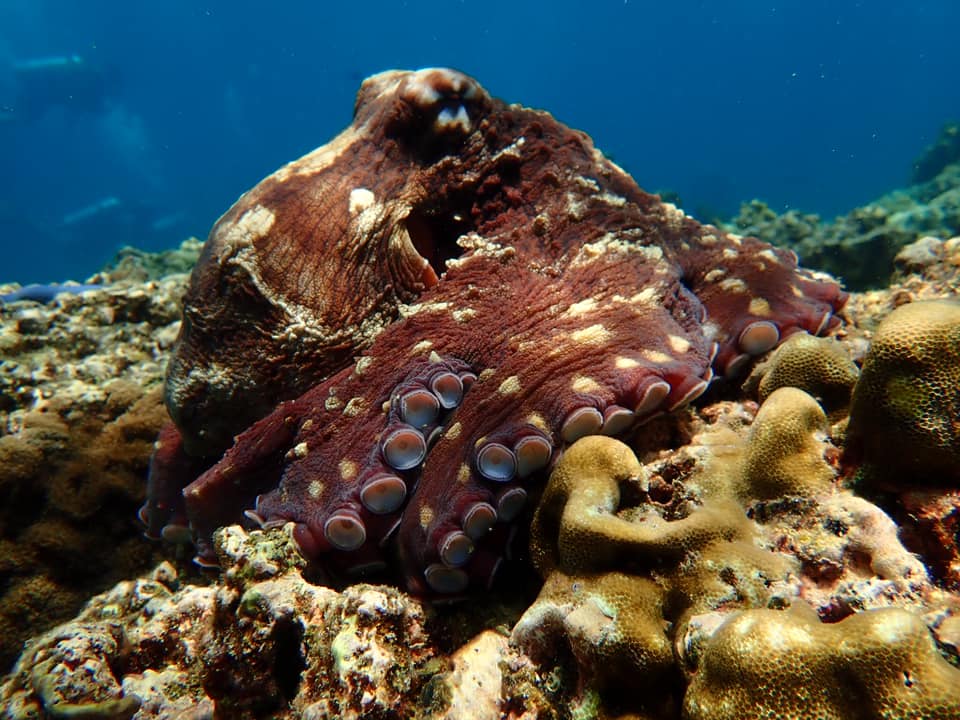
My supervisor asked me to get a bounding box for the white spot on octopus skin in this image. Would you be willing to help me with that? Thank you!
[411,339,434,354]
[720,278,748,293]
[596,191,627,207]
[420,505,435,530]
[339,459,358,480]
[668,335,692,354]
[704,268,726,282]
[452,308,476,322]
[498,375,522,395]
[748,297,773,317]
[569,324,612,345]
[348,188,376,215]
[629,287,661,306]
[523,412,550,434]
[220,204,276,249]
[615,356,640,369]
[562,298,599,318]
[571,375,603,393]
[343,397,368,417]
[308,480,323,499]
[354,357,374,376]
[642,349,674,364]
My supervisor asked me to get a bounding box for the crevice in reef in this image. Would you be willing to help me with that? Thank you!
[272,616,306,701]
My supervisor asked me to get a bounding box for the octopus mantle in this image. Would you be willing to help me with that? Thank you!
[142,68,847,596]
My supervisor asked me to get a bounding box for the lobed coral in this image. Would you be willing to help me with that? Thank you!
[845,299,960,488]
[739,385,836,500]
[744,332,859,422]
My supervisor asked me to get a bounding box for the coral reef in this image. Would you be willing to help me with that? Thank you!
[97,238,203,282]
[513,342,960,717]
[913,121,960,184]
[727,124,960,290]
[0,253,193,672]
[0,526,543,720]
[684,606,960,720]
[4,76,960,720]
[743,332,859,422]
[3,254,960,715]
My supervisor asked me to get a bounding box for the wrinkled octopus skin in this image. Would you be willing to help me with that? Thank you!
[142,68,847,596]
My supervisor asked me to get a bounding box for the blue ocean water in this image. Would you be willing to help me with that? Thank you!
[1,0,958,284]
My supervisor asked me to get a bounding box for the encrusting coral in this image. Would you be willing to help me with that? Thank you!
[0,386,170,672]
[0,525,547,720]
[683,605,960,720]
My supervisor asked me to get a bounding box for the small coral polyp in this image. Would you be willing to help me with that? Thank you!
[142,67,846,596]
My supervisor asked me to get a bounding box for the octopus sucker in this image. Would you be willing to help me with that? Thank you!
[144,68,847,596]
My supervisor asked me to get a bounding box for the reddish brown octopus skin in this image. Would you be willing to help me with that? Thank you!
[143,68,847,596]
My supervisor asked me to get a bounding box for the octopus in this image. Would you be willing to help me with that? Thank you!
[142,68,847,596]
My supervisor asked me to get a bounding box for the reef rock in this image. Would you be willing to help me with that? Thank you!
[0,247,200,671]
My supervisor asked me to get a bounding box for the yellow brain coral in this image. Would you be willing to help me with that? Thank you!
[845,299,960,486]
[529,435,748,577]
[684,606,960,720]
[511,570,676,718]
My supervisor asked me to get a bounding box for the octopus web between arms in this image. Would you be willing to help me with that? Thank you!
[142,68,847,597]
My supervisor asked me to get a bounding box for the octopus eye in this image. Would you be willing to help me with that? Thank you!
[388,68,489,153]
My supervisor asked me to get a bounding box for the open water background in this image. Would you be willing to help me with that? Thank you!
[1,0,958,283]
